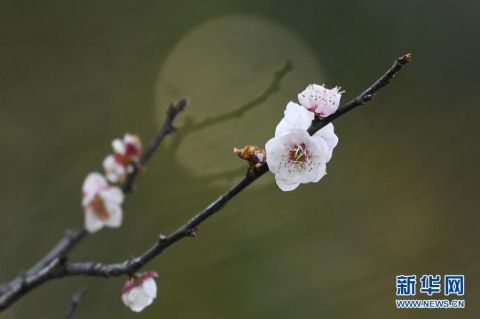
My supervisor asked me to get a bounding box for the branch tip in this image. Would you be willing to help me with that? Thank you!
[170,98,188,114]
[0,55,412,312]
[399,53,412,64]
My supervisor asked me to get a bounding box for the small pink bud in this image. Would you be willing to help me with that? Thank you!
[122,272,158,312]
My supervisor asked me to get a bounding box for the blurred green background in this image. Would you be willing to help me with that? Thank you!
[1,0,479,318]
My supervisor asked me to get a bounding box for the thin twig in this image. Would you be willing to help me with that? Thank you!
[307,53,412,135]
[64,287,87,319]
[0,54,411,311]
[123,98,188,193]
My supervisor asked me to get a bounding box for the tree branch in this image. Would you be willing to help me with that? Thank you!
[308,53,412,135]
[65,166,269,277]
[0,54,411,311]
[0,99,188,311]
[64,287,87,319]
[122,98,188,193]
[28,229,87,277]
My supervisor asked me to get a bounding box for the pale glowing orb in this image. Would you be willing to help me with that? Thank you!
[155,14,325,177]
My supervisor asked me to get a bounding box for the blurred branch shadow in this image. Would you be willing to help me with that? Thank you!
[165,60,293,161]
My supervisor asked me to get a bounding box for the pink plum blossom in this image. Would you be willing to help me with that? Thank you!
[122,272,158,312]
[103,134,142,183]
[82,173,124,233]
[298,84,342,117]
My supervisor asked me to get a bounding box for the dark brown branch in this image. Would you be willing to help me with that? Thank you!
[122,98,188,193]
[64,287,87,319]
[0,54,411,311]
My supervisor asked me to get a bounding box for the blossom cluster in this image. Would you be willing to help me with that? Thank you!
[82,134,141,233]
[103,134,142,183]
[80,133,159,312]
[265,84,341,191]
[79,84,341,312]
[235,84,342,191]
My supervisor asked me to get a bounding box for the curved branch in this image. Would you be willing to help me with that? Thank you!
[0,99,188,311]
[0,54,411,311]
[66,165,269,277]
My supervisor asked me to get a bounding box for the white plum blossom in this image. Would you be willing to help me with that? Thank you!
[298,84,343,117]
[82,172,124,233]
[265,102,338,191]
[122,272,158,312]
[103,133,143,183]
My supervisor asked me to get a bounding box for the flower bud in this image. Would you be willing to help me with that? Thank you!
[122,272,158,312]
[234,145,266,167]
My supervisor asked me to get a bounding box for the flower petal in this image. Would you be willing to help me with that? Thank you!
[312,123,338,162]
[283,102,313,131]
[84,210,104,233]
[275,176,300,192]
[82,173,108,206]
[112,139,125,155]
[131,288,152,312]
[103,205,123,228]
[142,278,157,299]
[312,163,327,182]
[101,187,124,206]
[265,137,286,174]
[274,118,291,137]
[103,155,126,183]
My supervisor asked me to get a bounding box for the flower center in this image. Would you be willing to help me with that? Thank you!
[114,154,131,166]
[89,194,109,220]
[125,143,141,158]
[288,143,308,163]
